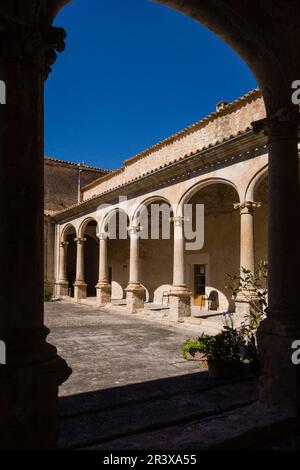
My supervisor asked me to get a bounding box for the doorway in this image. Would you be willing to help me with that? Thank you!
[194,264,206,307]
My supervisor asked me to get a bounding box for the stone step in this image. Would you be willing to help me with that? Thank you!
[84,402,293,450]
[59,376,258,449]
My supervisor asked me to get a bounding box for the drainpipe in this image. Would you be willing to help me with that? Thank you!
[77,162,84,204]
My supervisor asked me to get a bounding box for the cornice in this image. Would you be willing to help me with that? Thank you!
[52,130,268,223]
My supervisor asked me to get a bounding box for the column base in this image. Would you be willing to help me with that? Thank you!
[234,290,259,317]
[96,282,111,306]
[55,280,69,298]
[257,313,300,416]
[74,281,87,301]
[126,284,145,313]
[169,286,192,322]
[0,327,71,449]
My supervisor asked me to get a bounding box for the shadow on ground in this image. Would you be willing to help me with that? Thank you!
[59,369,259,449]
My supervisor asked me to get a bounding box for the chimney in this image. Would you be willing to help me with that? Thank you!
[216,100,229,111]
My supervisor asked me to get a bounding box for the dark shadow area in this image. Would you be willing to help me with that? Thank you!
[66,233,76,297]
[84,235,99,297]
[59,369,258,449]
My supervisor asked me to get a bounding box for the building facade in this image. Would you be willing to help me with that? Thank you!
[44,157,109,292]
[49,89,277,320]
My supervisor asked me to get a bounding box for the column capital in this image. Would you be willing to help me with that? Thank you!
[234,201,261,214]
[74,237,86,244]
[251,109,300,143]
[0,21,66,79]
[60,241,69,248]
[127,226,141,237]
[97,232,109,241]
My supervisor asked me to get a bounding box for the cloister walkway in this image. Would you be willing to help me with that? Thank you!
[46,300,262,449]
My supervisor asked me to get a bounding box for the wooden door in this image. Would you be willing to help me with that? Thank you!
[194,264,206,307]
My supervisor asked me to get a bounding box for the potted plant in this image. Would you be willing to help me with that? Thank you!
[182,261,267,377]
[182,335,212,367]
[183,326,258,378]
[203,327,245,377]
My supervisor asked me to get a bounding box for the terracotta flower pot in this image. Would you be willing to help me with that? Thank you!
[186,351,209,368]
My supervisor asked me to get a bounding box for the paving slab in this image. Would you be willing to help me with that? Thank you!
[45,300,259,450]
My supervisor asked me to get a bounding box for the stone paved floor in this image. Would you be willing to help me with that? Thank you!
[46,300,207,397]
[45,300,259,449]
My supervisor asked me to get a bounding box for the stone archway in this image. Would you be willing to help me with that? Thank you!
[102,209,130,303]
[183,181,240,312]
[82,220,99,298]
[253,172,269,267]
[64,224,77,297]
[134,196,174,304]
[0,0,299,449]
[53,0,300,417]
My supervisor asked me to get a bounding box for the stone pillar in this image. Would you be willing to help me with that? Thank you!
[234,201,261,316]
[169,217,191,322]
[126,226,145,313]
[56,241,69,297]
[96,233,111,305]
[74,238,87,301]
[254,115,300,414]
[44,216,55,295]
[0,22,71,448]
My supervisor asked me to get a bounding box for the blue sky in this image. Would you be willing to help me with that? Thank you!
[45,0,257,170]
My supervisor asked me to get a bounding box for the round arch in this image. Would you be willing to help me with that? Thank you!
[131,195,173,226]
[245,165,268,202]
[176,178,240,216]
[78,217,99,239]
[100,208,129,235]
[61,223,77,242]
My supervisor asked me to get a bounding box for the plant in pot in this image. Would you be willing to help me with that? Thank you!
[202,326,246,378]
[182,334,213,366]
[226,260,268,372]
[182,326,259,377]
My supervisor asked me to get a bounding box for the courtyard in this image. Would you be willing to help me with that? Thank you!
[46,301,259,449]
[46,300,206,396]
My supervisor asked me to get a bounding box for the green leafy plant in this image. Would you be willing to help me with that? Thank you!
[226,260,268,333]
[203,327,245,362]
[182,334,213,359]
[183,262,268,369]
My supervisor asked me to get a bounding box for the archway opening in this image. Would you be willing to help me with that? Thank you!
[82,220,99,297]
[137,198,174,304]
[64,225,76,297]
[184,182,240,312]
[105,210,130,301]
[254,173,268,267]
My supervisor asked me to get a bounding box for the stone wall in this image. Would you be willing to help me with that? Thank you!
[44,158,108,292]
[45,158,108,213]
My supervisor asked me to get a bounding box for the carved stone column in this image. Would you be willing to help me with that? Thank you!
[234,201,261,316]
[74,237,87,301]
[96,233,111,305]
[169,217,191,322]
[56,241,69,297]
[0,20,71,448]
[126,226,145,313]
[254,114,300,413]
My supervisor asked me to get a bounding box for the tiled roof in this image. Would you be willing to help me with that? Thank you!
[44,156,111,173]
[123,88,262,166]
[53,127,267,219]
[82,88,262,193]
